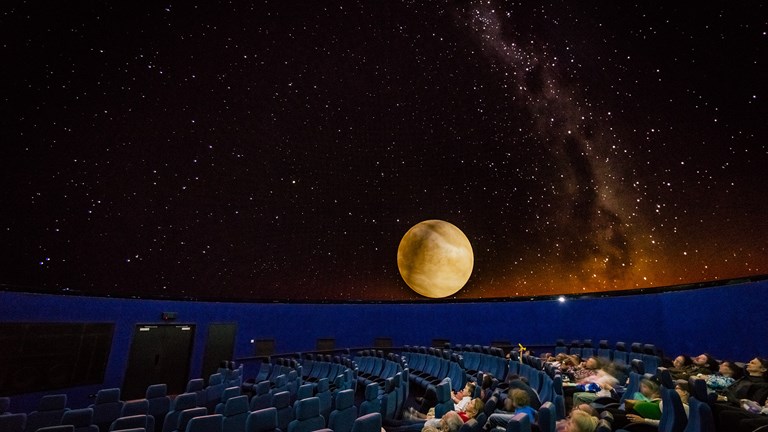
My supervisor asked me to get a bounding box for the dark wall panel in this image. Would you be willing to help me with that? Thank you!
[0,323,113,395]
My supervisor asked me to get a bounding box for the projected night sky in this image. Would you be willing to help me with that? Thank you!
[2,2,766,301]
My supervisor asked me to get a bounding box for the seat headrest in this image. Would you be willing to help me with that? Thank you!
[95,388,121,404]
[317,378,329,392]
[62,408,93,427]
[335,389,354,410]
[173,393,198,411]
[146,384,167,399]
[209,373,224,386]
[294,397,320,421]
[39,394,67,411]
[247,408,277,432]
[272,391,290,408]
[256,380,271,395]
[364,383,378,401]
[224,395,249,416]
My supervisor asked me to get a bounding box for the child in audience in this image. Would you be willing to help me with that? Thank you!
[485,388,536,430]
[563,410,599,432]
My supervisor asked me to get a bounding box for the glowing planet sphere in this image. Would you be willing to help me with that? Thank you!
[397,220,474,298]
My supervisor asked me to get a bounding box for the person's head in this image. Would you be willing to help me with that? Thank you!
[509,388,530,408]
[566,410,599,432]
[584,356,600,369]
[422,425,440,432]
[438,411,463,432]
[639,378,661,398]
[693,353,717,370]
[481,374,493,389]
[463,382,476,396]
[745,358,768,377]
[720,361,744,379]
[673,355,693,369]
[674,381,690,404]
[464,398,485,419]
[571,403,598,417]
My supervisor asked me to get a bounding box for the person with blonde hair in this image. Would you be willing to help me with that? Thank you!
[565,410,599,432]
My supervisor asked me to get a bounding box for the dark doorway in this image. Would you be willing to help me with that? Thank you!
[122,324,195,400]
[201,323,237,379]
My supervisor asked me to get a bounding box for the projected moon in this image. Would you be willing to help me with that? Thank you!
[397,220,474,298]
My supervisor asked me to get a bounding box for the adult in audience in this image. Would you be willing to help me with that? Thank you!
[712,357,768,431]
[702,360,743,394]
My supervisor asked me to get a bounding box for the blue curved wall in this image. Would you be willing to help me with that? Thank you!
[2,279,767,412]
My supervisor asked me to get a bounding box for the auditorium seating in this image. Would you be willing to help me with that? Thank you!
[25,394,69,432]
[61,408,98,432]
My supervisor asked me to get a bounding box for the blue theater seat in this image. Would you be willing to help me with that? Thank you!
[0,413,28,432]
[287,397,324,432]
[146,384,170,432]
[161,394,197,432]
[271,391,293,432]
[250,381,273,412]
[61,408,98,432]
[328,389,356,432]
[350,413,381,432]
[26,394,69,432]
[246,408,281,432]
[174,408,208,432]
[109,415,154,432]
[221,396,249,432]
[185,415,222,432]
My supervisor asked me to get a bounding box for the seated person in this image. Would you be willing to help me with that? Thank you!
[701,360,743,394]
[556,404,599,432]
[562,410,599,432]
[621,381,689,431]
[452,382,476,411]
[485,388,536,430]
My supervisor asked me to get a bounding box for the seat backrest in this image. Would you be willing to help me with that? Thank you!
[315,378,332,421]
[537,402,555,432]
[350,413,381,432]
[287,398,324,432]
[658,387,687,432]
[215,387,242,415]
[122,400,149,417]
[176,408,208,432]
[185,414,222,432]
[272,391,293,432]
[110,415,154,432]
[162,394,198,432]
[92,389,124,432]
[35,426,75,432]
[62,408,98,432]
[434,380,453,419]
[328,390,356,432]
[222,396,249,432]
[27,394,69,432]
[682,397,715,432]
[0,413,28,432]
[245,408,279,432]
[505,413,531,432]
[358,383,380,416]
[146,385,171,432]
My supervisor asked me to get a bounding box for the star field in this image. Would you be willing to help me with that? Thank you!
[1,1,766,301]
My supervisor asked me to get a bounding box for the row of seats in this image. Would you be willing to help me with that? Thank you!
[553,339,662,371]
[354,352,403,389]
[402,347,467,392]
[0,385,169,432]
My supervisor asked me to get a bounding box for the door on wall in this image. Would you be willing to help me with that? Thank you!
[122,324,195,400]
[201,323,237,379]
